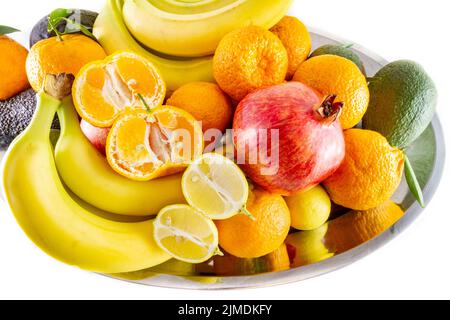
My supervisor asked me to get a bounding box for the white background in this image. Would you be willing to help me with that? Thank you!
[0,0,449,300]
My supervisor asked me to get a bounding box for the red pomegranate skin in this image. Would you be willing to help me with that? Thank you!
[80,120,110,155]
[233,82,345,196]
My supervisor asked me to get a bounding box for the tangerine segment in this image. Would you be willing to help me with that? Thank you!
[106,107,204,181]
[73,51,166,128]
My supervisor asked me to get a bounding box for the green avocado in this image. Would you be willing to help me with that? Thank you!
[310,44,366,74]
[363,60,437,149]
[30,9,98,47]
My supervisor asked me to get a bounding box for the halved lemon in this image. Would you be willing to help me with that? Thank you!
[182,153,250,220]
[153,205,219,264]
[72,51,166,128]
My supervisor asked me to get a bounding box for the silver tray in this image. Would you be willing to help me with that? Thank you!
[106,30,445,289]
[1,30,445,290]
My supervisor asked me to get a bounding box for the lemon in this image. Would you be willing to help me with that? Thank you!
[182,153,250,220]
[153,205,219,264]
[285,185,331,231]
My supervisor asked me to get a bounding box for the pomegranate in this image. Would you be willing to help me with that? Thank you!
[80,120,110,155]
[233,82,345,196]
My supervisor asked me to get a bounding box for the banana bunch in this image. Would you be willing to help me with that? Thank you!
[123,0,293,57]
[2,0,294,274]
[94,0,292,92]
[55,99,186,217]
[2,92,171,273]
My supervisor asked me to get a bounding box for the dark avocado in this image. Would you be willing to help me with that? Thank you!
[0,89,60,150]
[30,9,98,47]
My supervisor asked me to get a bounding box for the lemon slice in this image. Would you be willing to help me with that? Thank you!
[182,153,250,220]
[153,205,219,263]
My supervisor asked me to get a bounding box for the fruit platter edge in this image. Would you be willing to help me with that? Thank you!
[93,29,444,290]
[0,26,445,290]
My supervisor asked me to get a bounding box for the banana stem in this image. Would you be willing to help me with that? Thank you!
[27,93,62,139]
[56,97,82,143]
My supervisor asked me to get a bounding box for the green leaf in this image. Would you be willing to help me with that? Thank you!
[404,154,425,208]
[76,23,96,40]
[63,18,81,33]
[59,17,96,41]
[0,25,20,35]
[47,8,73,33]
[405,126,436,187]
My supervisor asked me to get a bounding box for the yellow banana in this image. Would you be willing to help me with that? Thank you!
[54,98,186,217]
[123,0,293,57]
[94,0,214,93]
[2,92,170,273]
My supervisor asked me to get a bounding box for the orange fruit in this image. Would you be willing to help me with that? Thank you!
[215,188,291,259]
[323,129,405,211]
[26,34,106,92]
[0,36,29,100]
[293,54,370,129]
[270,16,312,79]
[73,51,166,128]
[213,26,288,101]
[106,107,203,181]
[167,82,233,133]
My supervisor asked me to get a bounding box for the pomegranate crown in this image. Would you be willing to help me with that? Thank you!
[315,94,344,125]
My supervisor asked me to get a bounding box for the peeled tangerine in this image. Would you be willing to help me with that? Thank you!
[106,107,203,181]
[73,51,166,128]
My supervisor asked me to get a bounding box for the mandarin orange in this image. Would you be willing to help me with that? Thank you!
[216,188,291,259]
[323,129,404,211]
[213,26,288,101]
[26,34,106,92]
[0,36,29,100]
[167,82,233,133]
[293,54,369,129]
[270,16,312,79]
